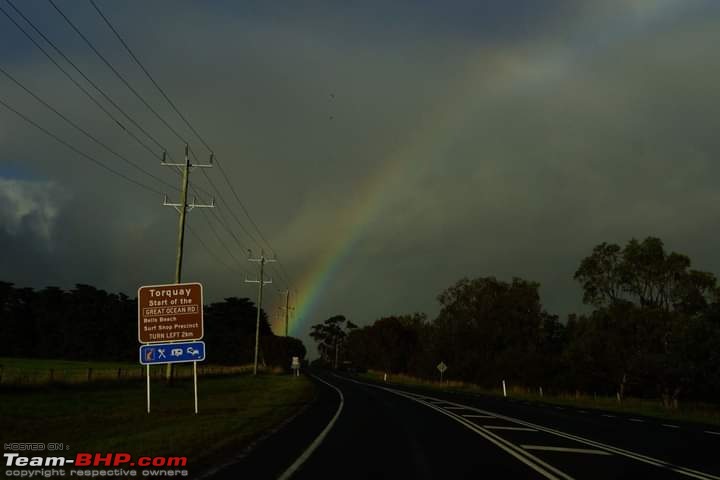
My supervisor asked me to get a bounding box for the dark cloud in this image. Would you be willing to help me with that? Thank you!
[2,0,720,354]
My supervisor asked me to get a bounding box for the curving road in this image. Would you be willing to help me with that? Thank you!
[209,371,720,479]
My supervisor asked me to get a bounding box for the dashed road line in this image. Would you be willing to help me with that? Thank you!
[662,424,679,429]
[521,445,612,456]
[602,414,615,418]
[335,376,720,480]
[483,425,538,432]
[629,419,644,423]
[577,411,588,414]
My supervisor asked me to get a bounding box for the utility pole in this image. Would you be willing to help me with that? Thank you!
[162,144,214,381]
[279,289,295,337]
[245,250,275,375]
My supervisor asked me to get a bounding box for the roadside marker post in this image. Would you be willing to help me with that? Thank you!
[138,282,205,414]
[291,356,301,377]
[502,380,507,398]
[437,361,447,383]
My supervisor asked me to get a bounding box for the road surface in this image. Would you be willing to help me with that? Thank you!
[208,371,720,479]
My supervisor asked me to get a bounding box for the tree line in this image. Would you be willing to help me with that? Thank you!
[0,282,305,370]
[311,237,720,408]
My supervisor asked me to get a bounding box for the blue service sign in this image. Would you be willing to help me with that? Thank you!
[139,341,206,365]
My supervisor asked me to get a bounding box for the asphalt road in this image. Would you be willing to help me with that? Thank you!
[208,371,720,480]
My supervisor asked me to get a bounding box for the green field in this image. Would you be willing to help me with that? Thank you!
[0,357,277,384]
[1,373,314,475]
[0,357,134,370]
[362,371,720,427]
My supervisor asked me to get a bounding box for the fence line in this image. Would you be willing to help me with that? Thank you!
[0,363,271,386]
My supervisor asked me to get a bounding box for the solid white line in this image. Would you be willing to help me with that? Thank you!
[277,375,344,480]
[364,381,720,480]
[336,376,571,480]
[462,414,496,419]
[484,425,538,432]
[410,399,572,480]
[445,406,468,410]
[452,405,720,480]
[662,424,680,429]
[522,445,612,456]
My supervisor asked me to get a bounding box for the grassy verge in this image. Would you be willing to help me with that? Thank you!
[0,357,280,384]
[361,370,720,427]
[1,373,314,474]
[0,357,134,370]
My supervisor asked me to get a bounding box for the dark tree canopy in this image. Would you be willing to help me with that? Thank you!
[311,237,720,409]
[0,283,306,370]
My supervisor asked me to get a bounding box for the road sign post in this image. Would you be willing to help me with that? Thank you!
[291,356,300,377]
[138,282,204,414]
[437,361,447,383]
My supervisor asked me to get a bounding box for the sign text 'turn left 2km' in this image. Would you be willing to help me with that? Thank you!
[138,282,203,343]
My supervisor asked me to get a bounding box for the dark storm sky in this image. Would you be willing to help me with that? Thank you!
[2,0,720,349]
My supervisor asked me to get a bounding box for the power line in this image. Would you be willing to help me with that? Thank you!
[200,209,251,277]
[51,0,283,285]
[0,65,178,193]
[87,0,294,286]
[3,0,171,160]
[187,223,246,276]
[88,0,212,153]
[0,97,161,195]
[47,0,189,146]
[2,0,213,235]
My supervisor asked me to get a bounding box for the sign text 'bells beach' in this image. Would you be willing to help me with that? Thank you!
[138,282,203,343]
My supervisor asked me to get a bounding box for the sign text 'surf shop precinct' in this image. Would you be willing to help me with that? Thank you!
[138,283,203,343]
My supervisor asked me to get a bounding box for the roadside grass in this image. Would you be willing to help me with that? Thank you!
[0,357,134,370]
[0,357,275,385]
[0,373,314,473]
[361,370,720,427]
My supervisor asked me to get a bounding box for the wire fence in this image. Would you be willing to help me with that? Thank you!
[0,363,280,386]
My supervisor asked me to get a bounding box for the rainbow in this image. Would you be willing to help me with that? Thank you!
[273,50,491,336]
[272,0,687,337]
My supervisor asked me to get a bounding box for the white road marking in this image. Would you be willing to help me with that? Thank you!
[462,414,496,419]
[389,388,719,480]
[335,376,720,480]
[446,402,720,480]
[602,414,615,418]
[522,445,612,456]
[629,418,644,423]
[337,377,572,480]
[483,425,538,432]
[577,411,588,414]
[416,403,572,479]
[445,406,468,410]
[277,374,344,480]
[555,407,565,410]
[662,424,680,429]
